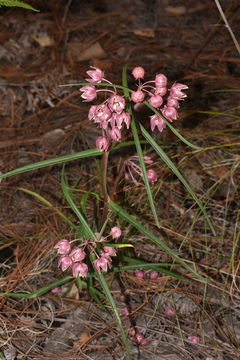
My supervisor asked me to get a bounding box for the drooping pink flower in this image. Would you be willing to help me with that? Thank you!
[149,95,163,108]
[94,256,111,272]
[120,307,129,316]
[167,96,180,108]
[134,270,145,279]
[115,112,131,129]
[96,136,111,152]
[155,73,168,87]
[147,169,158,184]
[131,90,145,103]
[149,270,158,279]
[110,226,122,239]
[54,239,71,255]
[164,306,175,316]
[108,127,121,142]
[72,262,88,278]
[108,95,126,114]
[188,336,200,344]
[150,114,166,132]
[103,246,117,257]
[161,105,178,121]
[169,83,188,100]
[155,87,167,96]
[58,255,73,271]
[132,66,145,80]
[86,67,104,83]
[171,82,188,91]
[88,105,97,121]
[95,104,112,123]
[131,330,149,345]
[79,85,97,102]
[69,247,86,262]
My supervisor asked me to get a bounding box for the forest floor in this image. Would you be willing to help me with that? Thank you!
[0,0,240,359]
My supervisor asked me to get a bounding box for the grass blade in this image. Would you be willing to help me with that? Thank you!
[108,200,207,282]
[140,123,216,236]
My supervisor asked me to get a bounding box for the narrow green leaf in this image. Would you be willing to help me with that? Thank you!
[0,0,39,11]
[130,107,160,227]
[108,200,208,282]
[139,124,216,236]
[19,187,78,231]
[0,148,102,180]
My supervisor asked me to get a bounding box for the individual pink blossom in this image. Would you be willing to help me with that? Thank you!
[167,97,179,108]
[88,105,97,121]
[72,262,88,278]
[155,73,167,87]
[150,114,166,132]
[132,66,145,80]
[54,239,71,255]
[69,247,86,262]
[58,255,73,272]
[108,95,126,114]
[131,90,145,103]
[96,136,111,152]
[108,127,121,141]
[110,226,122,239]
[115,112,131,129]
[149,95,163,108]
[171,82,188,91]
[86,67,104,83]
[188,336,200,344]
[161,105,178,121]
[147,169,158,184]
[131,330,149,345]
[149,270,158,279]
[94,232,106,242]
[79,85,96,102]
[120,307,129,316]
[95,104,112,123]
[94,256,111,272]
[103,246,117,257]
[164,306,175,316]
[169,83,188,100]
[134,270,145,279]
[155,87,167,96]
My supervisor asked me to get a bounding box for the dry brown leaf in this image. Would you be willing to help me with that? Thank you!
[68,41,106,62]
[133,28,155,38]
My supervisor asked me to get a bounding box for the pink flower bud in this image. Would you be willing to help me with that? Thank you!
[95,104,112,123]
[58,255,73,272]
[94,256,110,272]
[79,85,96,102]
[110,226,122,239]
[167,96,179,108]
[132,66,145,80]
[188,336,200,344]
[155,73,167,87]
[96,136,111,152]
[131,90,145,103]
[103,246,117,257]
[155,87,167,96]
[148,95,163,108]
[69,247,86,262]
[132,330,149,345]
[134,270,145,279]
[108,95,126,114]
[86,67,104,83]
[161,105,178,121]
[120,307,129,316]
[164,306,175,316]
[149,270,158,279]
[147,169,157,184]
[51,286,61,293]
[150,114,166,132]
[72,262,88,278]
[88,105,97,121]
[108,127,121,142]
[54,239,71,255]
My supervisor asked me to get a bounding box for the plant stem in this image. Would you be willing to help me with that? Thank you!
[100,151,110,226]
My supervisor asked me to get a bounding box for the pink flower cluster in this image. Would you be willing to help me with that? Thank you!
[54,226,122,277]
[80,66,188,152]
[131,66,188,132]
[134,269,159,280]
[124,155,157,185]
[130,328,149,346]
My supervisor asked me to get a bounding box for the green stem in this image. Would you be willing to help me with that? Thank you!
[100,151,110,226]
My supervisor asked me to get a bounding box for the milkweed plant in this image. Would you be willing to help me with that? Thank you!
[0,65,216,357]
